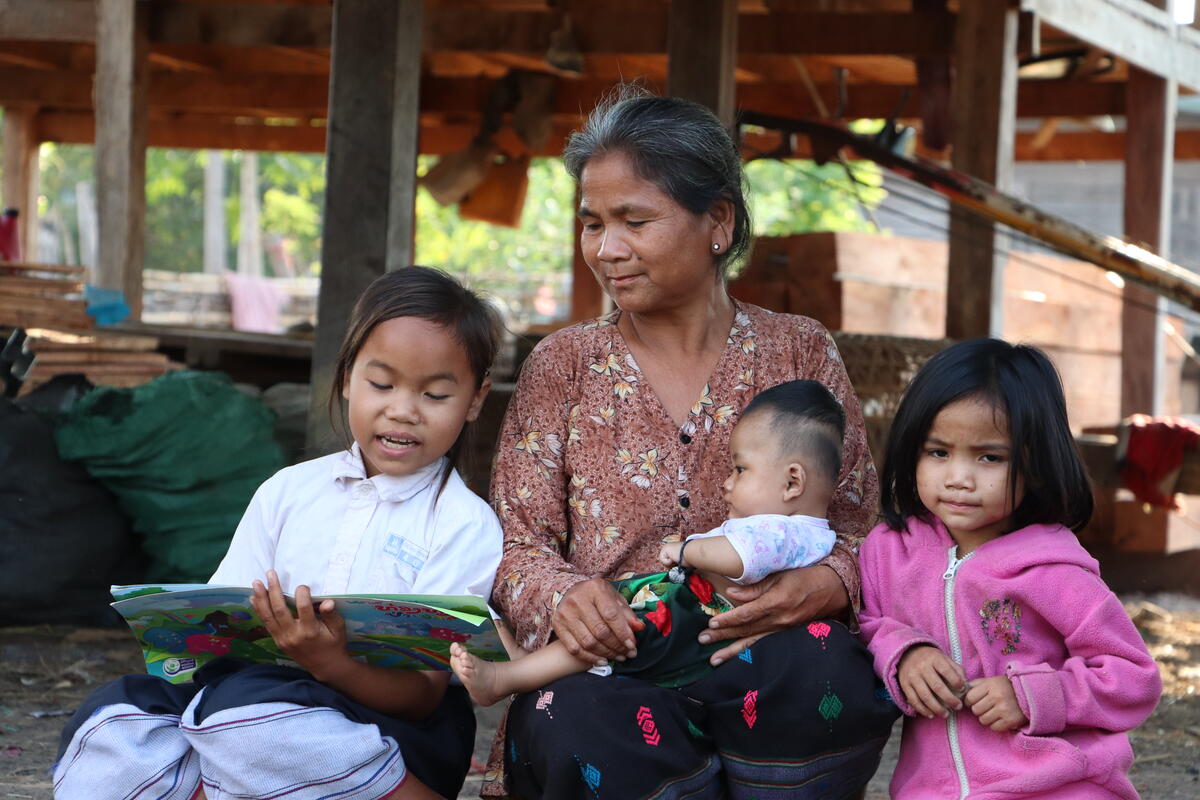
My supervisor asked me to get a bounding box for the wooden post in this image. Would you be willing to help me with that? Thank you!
[306,0,423,454]
[667,0,738,126]
[2,107,40,260]
[203,150,226,274]
[95,0,148,316]
[237,151,263,276]
[1121,0,1175,417]
[945,0,1018,339]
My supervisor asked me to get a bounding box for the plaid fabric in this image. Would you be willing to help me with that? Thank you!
[55,659,474,800]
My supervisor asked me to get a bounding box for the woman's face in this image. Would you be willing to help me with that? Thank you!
[578,153,727,314]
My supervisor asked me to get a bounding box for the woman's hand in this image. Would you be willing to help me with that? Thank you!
[251,570,349,681]
[551,577,645,665]
[897,645,967,719]
[699,564,848,665]
[965,676,1028,731]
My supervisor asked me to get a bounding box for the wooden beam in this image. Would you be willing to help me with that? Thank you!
[2,107,39,260]
[2,1,959,57]
[1014,128,1200,161]
[0,66,1139,120]
[307,0,423,454]
[668,0,738,125]
[0,0,94,43]
[34,108,584,156]
[945,0,1018,340]
[1121,0,1175,417]
[748,125,1200,163]
[1020,0,1200,91]
[742,113,1200,312]
[147,2,332,48]
[94,0,149,317]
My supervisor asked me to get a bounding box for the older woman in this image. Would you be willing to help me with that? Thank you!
[484,91,897,799]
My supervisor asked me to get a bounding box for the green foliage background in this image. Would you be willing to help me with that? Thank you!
[33,142,885,322]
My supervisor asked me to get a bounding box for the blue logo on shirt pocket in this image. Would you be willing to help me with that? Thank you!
[384,534,429,571]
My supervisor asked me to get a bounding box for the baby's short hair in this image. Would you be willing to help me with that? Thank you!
[742,380,845,483]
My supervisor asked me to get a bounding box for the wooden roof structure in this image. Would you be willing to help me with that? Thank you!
[1,0,1196,160]
[0,0,1196,447]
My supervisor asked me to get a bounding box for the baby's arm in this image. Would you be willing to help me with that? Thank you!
[659,536,744,577]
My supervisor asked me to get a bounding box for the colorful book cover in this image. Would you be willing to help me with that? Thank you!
[110,584,508,684]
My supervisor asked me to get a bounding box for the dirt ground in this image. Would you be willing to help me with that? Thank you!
[3,593,1197,800]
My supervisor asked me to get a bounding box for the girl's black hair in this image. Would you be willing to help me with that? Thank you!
[880,338,1093,534]
[327,266,502,492]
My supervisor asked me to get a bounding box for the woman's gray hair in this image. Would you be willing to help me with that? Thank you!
[563,86,752,272]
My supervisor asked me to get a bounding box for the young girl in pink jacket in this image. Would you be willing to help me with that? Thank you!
[859,338,1161,799]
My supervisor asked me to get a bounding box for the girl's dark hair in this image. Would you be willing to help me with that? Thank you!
[327,266,502,491]
[880,338,1093,534]
[562,86,752,272]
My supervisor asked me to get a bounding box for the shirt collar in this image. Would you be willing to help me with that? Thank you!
[331,443,445,502]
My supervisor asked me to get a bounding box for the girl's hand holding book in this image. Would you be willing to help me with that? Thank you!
[250,570,351,681]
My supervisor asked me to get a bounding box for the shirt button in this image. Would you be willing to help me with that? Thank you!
[678,496,690,509]
[356,483,372,495]
[679,433,692,444]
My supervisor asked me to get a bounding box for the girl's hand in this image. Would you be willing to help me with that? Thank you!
[897,645,967,718]
[551,577,645,665]
[699,564,847,666]
[658,542,683,567]
[965,676,1029,731]
[251,570,349,681]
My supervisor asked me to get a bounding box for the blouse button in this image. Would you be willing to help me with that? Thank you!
[679,433,692,444]
[678,496,690,509]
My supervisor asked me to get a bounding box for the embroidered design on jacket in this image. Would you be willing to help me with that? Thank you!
[980,598,1023,654]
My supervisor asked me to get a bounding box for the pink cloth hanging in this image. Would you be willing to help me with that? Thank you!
[224,272,285,334]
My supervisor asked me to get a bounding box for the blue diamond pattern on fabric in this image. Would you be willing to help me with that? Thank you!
[580,762,602,791]
[738,648,753,663]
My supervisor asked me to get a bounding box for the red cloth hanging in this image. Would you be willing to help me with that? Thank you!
[0,209,21,262]
[1118,414,1200,509]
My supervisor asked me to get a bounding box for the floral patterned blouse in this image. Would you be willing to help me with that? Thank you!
[490,301,878,652]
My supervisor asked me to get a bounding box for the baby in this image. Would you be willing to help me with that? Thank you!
[452,379,845,704]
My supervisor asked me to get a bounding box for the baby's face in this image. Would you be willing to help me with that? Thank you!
[722,413,795,518]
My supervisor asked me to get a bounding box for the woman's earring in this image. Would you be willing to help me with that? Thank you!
[712,243,720,251]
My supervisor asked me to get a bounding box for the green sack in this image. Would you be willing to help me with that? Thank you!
[55,370,284,582]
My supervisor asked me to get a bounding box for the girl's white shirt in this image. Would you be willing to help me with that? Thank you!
[210,444,503,605]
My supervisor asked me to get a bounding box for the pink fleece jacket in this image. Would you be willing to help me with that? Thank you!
[859,517,1161,799]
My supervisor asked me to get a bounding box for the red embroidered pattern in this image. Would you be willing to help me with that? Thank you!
[742,689,759,729]
[636,706,661,746]
[807,621,831,649]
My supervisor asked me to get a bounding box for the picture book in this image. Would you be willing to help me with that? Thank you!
[110,584,508,684]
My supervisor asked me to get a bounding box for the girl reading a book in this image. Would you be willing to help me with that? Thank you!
[55,267,505,800]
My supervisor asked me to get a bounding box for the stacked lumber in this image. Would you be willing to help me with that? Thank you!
[0,262,93,330]
[17,327,179,393]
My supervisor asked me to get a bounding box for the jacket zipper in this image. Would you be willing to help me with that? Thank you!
[943,545,975,800]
